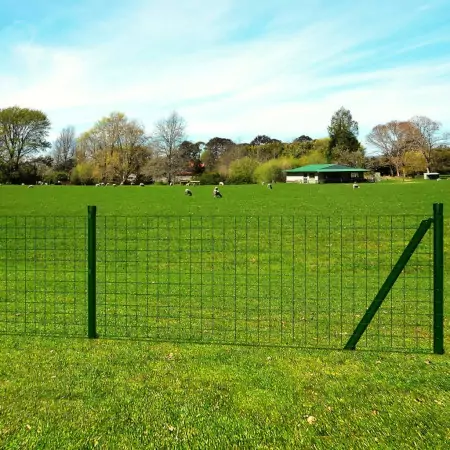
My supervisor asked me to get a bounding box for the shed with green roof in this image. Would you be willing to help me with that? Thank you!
[285,164,369,184]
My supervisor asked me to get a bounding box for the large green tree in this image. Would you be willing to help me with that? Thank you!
[202,137,235,170]
[228,157,259,184]
[0,106,51,181]
[178,140,205,174]
[327,107,360,162]
[249,135,280,146]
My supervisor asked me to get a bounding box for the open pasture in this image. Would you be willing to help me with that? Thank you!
[0,181,449,448]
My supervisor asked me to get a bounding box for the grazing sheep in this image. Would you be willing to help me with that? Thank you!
[185,188,192,196]
[353,182,360,189]
[219,181,224,186]
[112,183,117,187]
[139,183,145,187]
[28,185,34,188]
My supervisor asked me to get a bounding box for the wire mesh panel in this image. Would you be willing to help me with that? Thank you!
[96,215,434,352]
[0,216,87,337]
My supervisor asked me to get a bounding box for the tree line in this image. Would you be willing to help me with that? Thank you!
[0,105,448,185]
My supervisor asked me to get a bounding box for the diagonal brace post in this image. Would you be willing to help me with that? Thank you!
[344,217,433,350]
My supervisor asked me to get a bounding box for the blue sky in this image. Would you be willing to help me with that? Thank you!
[1,0,450,149]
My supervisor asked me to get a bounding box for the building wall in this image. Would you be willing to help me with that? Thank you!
[287,172,366,183]
[286,175,307,183]
[286,174,319,184]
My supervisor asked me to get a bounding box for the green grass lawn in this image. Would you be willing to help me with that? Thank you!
[0,181,449,448]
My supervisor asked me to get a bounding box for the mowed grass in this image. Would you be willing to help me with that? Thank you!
[0,181,449,449]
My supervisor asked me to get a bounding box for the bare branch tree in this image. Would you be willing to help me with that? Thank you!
[151,111,186,183]
[53,126,76,171]
[366,121,412,177]
[409,116,448,173]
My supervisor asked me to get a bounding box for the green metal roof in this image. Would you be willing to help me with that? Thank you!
[285,164,369,173]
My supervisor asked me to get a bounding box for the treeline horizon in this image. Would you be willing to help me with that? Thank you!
[0,105,449,185]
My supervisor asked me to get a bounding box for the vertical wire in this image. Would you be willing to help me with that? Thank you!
[222,217,226,341]
[156,217,160,338]
[316,216,319,344]
[5,217,8,334]
[234,217,237,342]
[403,216,406,349]
[125,217,129,334]
[104,217,107,336]
[377,216,381,348]
[74,217,78,334]
[14,217,18,332]
[280,216,283,344]
[35,218,39,334]
[146,217,149,338]
[246,216,249,343]
[365,216,368,347]
[63,216,67,334]
[135,217,139,336]
[166,217,170,338]
[258,216,261,344]
[268,216,271,344]
[200,216,203,340]
[24,217,27,333]
[340,216,343,346]
[114,217,118,335]
[390,216,393,349]
[189,216,192,339]
[53,217,57,333]
[43,217,47,332]
[292,216,295,345]
[414,218,419,349]
[211,216,215,339]
[352,215,355,335]
[178,217,181,341]
[304,217,307,345]
[328,216,331,346]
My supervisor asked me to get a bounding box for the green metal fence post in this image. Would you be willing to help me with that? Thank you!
[88,206,98,339]
[433,203,444,354]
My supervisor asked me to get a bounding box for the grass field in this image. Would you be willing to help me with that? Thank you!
[0,181,449,448]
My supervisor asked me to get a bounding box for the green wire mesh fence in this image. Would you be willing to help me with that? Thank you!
[95,214,435,351]
[0,205,444,353]
[0,216,87,336]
